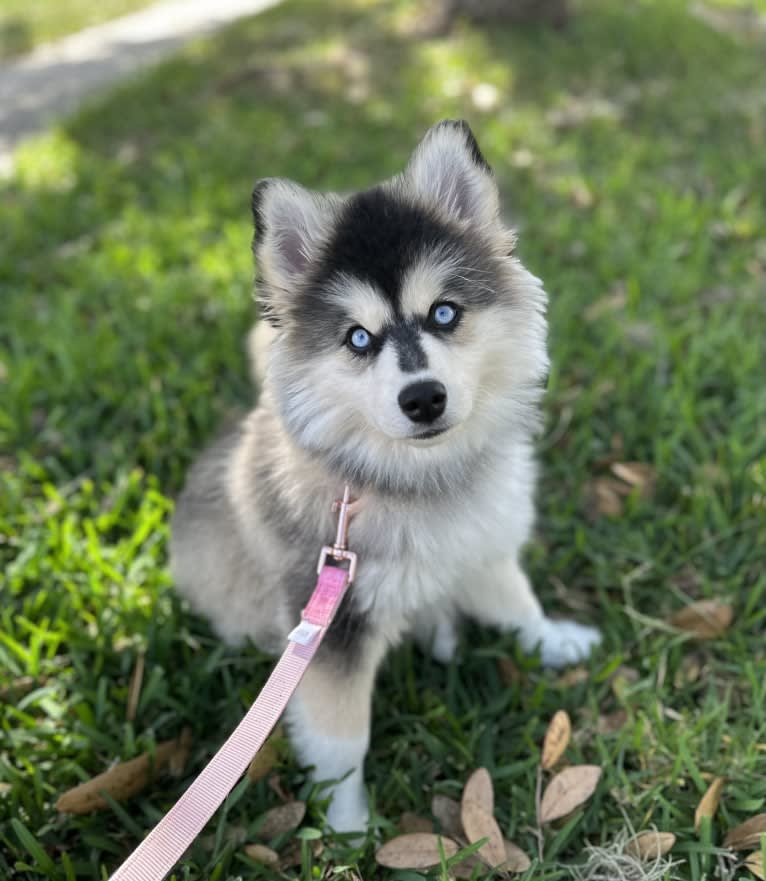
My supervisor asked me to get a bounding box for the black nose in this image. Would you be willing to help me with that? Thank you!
[398,380,447,424]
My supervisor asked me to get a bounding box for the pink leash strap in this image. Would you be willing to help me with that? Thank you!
[108,557,352,881]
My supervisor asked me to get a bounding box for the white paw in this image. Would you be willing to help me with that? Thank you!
[431,618,459,664]
[325,774,369,836]
[520,617,601,668]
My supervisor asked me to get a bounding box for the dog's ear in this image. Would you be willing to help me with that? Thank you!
[405,120,500,229]
[251,178,338,325]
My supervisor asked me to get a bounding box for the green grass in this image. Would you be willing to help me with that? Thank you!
[1,0,765,878]
[0,0,152,59]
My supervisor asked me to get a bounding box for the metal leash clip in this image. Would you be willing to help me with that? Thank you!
[316,484,358,584]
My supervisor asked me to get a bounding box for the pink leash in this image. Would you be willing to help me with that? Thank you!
[108,487,358,881]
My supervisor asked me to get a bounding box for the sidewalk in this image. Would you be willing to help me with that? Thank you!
[0,0,280,169]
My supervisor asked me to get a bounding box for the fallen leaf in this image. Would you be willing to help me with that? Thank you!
[375,833,459,869]
[257,800,306,839]
[56,731,192,814]
[541,710,572,770]
[724,814,766,850]
[586,478,625,517]
[461,800,506,868]
[596,709,628,734]
[503,838,532,872]
[462,767,494,815]
[695,777,725,832]
[399,812,434,834]
[168,727,193,777]
[584,287,627,322]
[431,794,464,840]
[279,839,323,869]
[244,843,279,866]
[247,740,279,783]
[746,852,766,880]
[539,765,602,824]
[555,667,589,688]
[625,831,676,860]
[610,462,657,497]
[497,656,522,685]
[670,600,733,640]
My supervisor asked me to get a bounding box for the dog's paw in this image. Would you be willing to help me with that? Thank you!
[521,617,601,669]
[326,780,369,837]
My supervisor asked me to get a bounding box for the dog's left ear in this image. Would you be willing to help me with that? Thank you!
[405,120,500,228]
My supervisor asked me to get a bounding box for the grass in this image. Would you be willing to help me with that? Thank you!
[0,0,153,59]
[1,0,765,878]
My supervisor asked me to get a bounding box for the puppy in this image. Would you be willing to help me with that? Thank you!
[170,120,601,834]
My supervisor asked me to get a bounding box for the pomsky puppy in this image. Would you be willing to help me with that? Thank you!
[170,120,601,834]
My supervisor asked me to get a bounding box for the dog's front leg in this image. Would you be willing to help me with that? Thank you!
[285,637,384,834]
[460,557,601,668]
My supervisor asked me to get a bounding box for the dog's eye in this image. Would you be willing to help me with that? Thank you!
[430,302,459,328]
[347,326,373,353]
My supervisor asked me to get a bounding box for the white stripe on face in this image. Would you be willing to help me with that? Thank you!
[399,254,456,320]
[324,274,393,336]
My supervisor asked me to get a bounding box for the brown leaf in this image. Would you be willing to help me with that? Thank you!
[461,800,506,868]
[625,831,676,860]
[670,600,733,640]
[257,800,306,839]
[56,732,191,814]
[247,740,278,784]
[375,833,459,869]
[746,852,766,880]
[243,843,279,866]
[431,794,464,840]
[503,839,532,872]
[541,710,572,770]
[278,839,323,869]
[497,656,522,685]
[555,667,589,689]
[399,812,434,834]
[596,709,628,735]
[610,462,657,497]
[539,765,602,824]
[462,767,494,815]
[586,478,626,517]
[449,853,484,879]
[724,813,766,850]
[695,777,725,832]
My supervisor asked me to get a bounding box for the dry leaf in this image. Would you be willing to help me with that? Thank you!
[257,800,306,839]
[503,838,532,872]
[541,710,572,770]
[497,656,522,685]
[450,853,484,879]
[670,600,733,640]
[610,461,657,497]
[247,740,279,783]
[625,830,676,860]
[596,709,628,734]
[431,794,464,840]
[746,852,766,880]
[168,727,193,778]
[461,800,506,868]
[56,731,192,814]
[462,767,494,815]
[375,833,459,869]
[244,843,279,866]
[539,765,602,824]
[399,812,434,834]
[279,839,323,869]
[555,666,589,688]
[587,478,625,517]
[695,776,725,832]
[724,814,766,850]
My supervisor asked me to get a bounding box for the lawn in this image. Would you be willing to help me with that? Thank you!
[1,0,765,879]
[0,0,153,59]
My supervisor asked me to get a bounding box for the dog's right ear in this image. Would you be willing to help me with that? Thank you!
[251,178,339,325]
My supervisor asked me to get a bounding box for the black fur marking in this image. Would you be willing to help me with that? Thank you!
[251,178,274,246]
[434,119,493,175]
[387,320,428,372]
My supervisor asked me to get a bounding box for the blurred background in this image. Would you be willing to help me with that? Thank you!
[1,1,765,879]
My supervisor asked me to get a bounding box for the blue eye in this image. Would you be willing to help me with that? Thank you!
[432,302,458,327]
[348,326,372,352]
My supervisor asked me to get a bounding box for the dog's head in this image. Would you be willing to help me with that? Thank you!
[252,120,549,495]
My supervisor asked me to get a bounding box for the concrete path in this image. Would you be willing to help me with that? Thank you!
[0,0,280,168]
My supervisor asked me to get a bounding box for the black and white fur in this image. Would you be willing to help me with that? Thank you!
[170,120,600,833]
